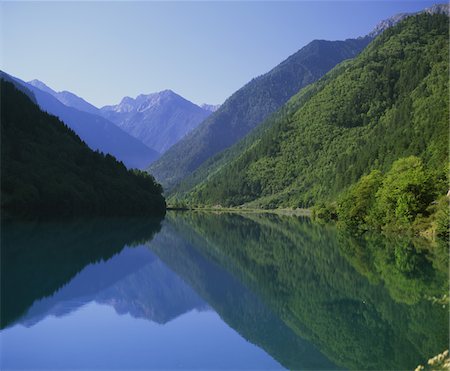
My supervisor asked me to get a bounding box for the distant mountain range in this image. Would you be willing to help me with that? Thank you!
[28,79,100,116]
[100,90,212,154]
[3,73,159,169]
[28,79,214,157]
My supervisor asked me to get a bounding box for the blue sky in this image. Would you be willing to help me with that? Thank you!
[1,1,438,107]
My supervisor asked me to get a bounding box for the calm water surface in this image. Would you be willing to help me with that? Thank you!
[1,212,448,370]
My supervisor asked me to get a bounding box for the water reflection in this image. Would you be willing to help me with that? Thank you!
[17,246,207,328]
[148,218,336,370]
[159,212,448,370]
[1,217,163,328]
[1,212,448,370]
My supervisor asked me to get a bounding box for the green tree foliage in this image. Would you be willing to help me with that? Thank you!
[337,170,383,231]
[338,230,449,305]
[374,156,439,227]
[335,156,448,239]
[432,196,450,240]
[1,80,166,217]
[181,14,449,212]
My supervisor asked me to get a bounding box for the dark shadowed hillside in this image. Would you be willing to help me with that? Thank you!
[1,80,166,217]
[12,74,160,169]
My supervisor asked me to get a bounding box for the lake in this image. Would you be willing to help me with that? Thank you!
[1,211,448,370]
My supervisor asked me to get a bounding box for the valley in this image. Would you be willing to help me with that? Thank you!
[1,3,449,370]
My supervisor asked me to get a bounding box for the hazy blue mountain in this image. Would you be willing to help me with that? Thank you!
[27,80,207,157]
[26,79,55,95]
[100,90,211,154]
[148,36,372,191]
[3,73,160,169]
[28,79,100,116]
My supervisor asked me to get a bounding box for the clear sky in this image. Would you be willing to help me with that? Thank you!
[0,1,438,107]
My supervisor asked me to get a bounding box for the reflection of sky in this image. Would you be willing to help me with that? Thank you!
[0,303,284,370]
[12,245,206,328]
[0,242,284,370]
[0,216,336,370]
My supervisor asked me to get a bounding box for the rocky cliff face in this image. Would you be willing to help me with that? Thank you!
[368,3,449,37]
[201,103,221,112]
[100,90,211,154]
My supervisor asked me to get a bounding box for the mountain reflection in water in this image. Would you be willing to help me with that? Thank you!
[1,212,447,370]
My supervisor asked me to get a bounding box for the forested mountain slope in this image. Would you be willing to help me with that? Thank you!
[1,80,166,216]
[149,37,372,191]
[183,14,449,209]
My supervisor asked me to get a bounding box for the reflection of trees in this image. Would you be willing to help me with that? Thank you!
[1,217,162,328]
[166,211,448,370]
[148,219,337,371]
[3,212,446,370]
[337,232,449,305]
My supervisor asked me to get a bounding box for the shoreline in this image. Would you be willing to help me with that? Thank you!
[166,206,312,217]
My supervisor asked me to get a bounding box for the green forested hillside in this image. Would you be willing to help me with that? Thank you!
[1,80,166,217]
[149,37,371,191]
[182,14,448,214]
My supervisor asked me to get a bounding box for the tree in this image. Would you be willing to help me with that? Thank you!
[337,170,383,231]
[375,156,435,227]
